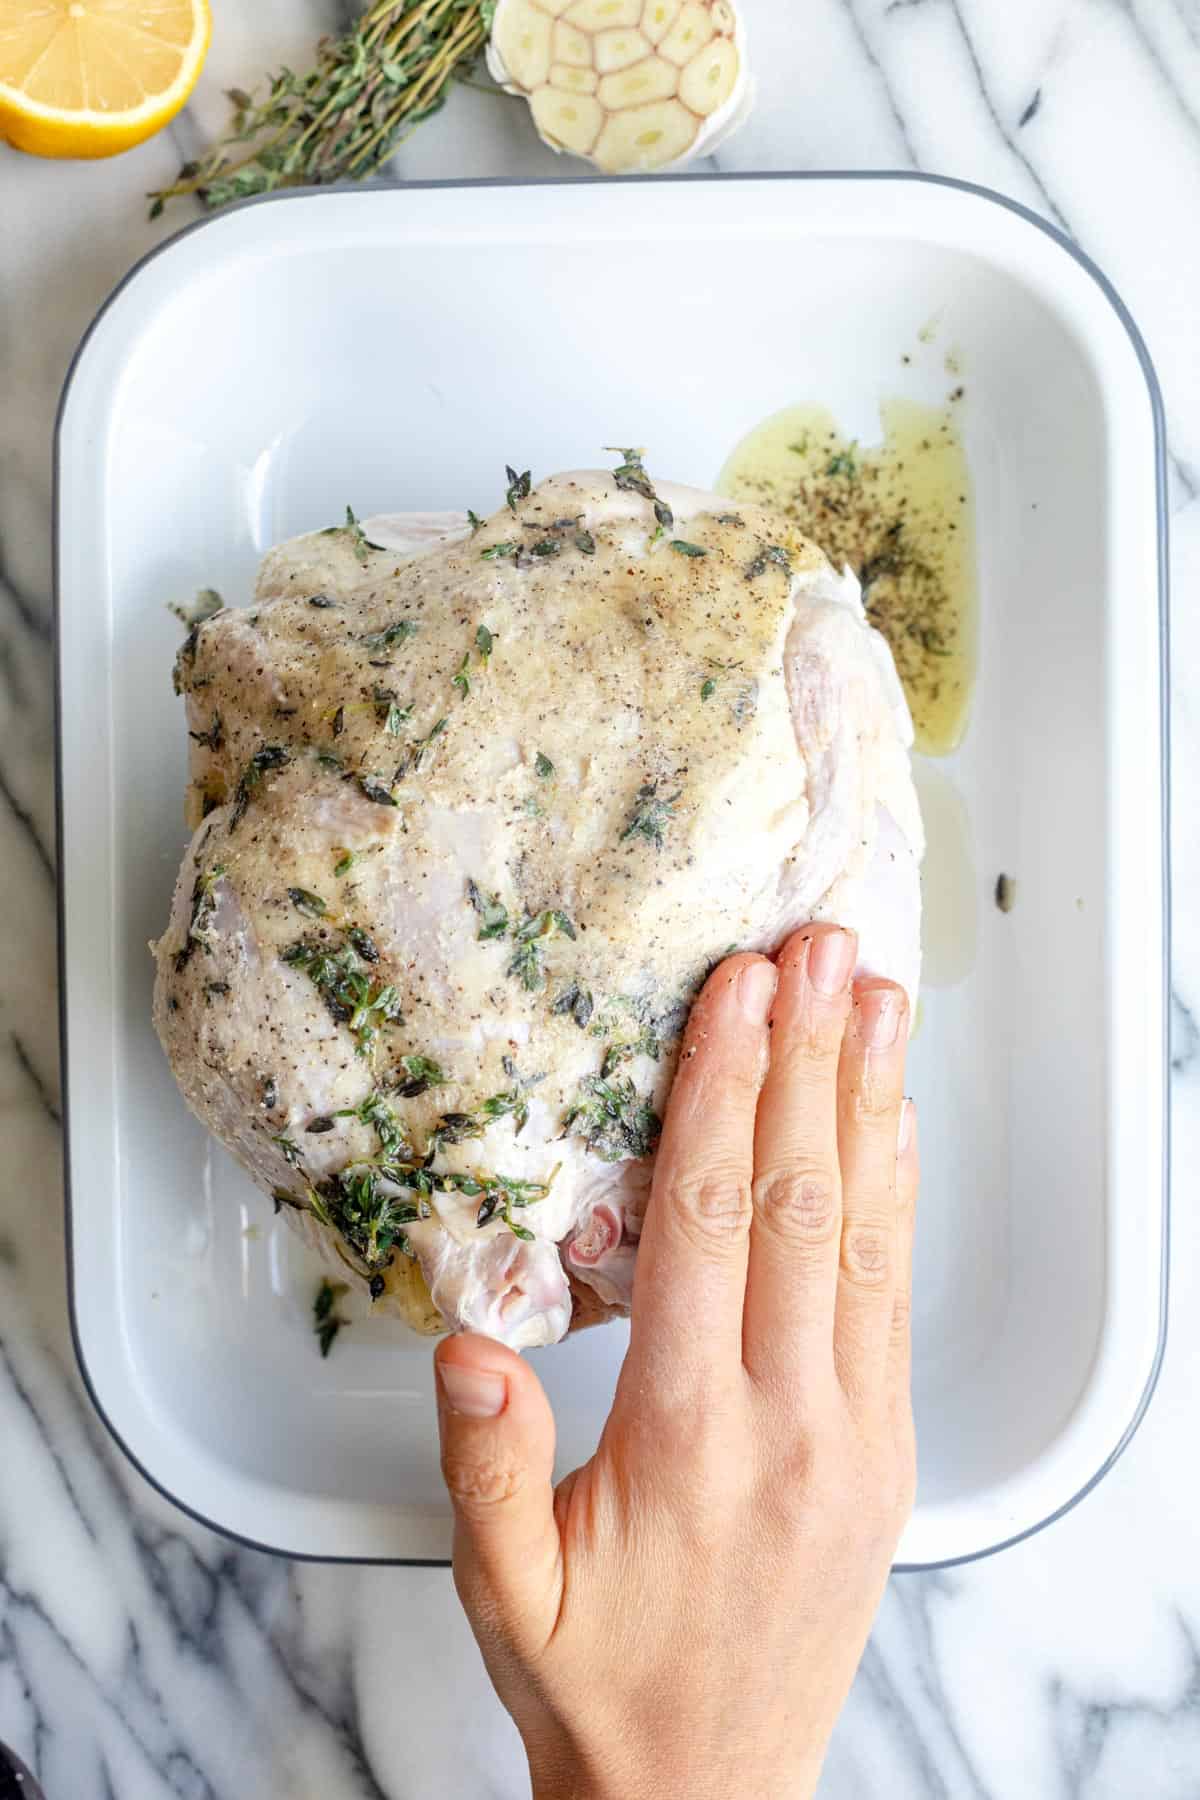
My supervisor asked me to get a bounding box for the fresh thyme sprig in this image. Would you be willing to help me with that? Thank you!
[563,1071,661,1163]
[148,1,496,217]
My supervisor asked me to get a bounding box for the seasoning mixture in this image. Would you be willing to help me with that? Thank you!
[719,398,977,756]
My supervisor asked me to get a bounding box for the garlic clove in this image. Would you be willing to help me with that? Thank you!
[563,0,642,26]
[530,85,606,155]
[553,19,593,64]
[550,61,600,93]
[593,96,697,170]
[493,0,554,90]
[594,25,651,73]
[678,32,738,114]
[642,0,683,45]
[659,1,716,65]
[597,54,678,108]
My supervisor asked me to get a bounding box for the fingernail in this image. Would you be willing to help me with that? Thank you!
[807,928,856,997]
[899,1098,916,1155]
[857,987,906,1049]
[738,960,777,1022]
[439,1362,507,1418]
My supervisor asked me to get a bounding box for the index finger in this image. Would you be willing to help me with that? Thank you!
[623,954,776,1400]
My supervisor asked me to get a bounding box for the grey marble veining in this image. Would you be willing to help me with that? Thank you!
[1,2,1198,1794]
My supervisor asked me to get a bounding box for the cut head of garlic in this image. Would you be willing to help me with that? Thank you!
[487,0,753,175]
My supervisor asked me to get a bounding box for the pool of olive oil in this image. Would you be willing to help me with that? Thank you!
[718,399,977,757]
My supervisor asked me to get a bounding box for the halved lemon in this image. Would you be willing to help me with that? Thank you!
[0,0,211,160]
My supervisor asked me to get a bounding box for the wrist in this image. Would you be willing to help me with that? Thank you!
[526,1734,826,1800]
[525,1735,613,1800]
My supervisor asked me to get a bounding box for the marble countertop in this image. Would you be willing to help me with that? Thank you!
[2,2,1198,1794]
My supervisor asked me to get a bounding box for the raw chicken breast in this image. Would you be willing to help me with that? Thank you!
[153,462,922,1350]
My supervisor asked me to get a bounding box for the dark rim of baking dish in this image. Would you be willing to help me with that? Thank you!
[53,169,1172,1573]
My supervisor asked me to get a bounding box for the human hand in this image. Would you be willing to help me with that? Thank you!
[434,926,917,1800]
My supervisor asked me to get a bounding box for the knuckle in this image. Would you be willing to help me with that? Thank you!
[779,1003,848,1069]
[848,1069,904,1123]
[753,1167,840,1243]
[669,1170,754,1243]
[840,1225,892,1288]
[441,1449,526,1514]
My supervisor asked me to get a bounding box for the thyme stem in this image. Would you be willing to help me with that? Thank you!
[147,1,491,216]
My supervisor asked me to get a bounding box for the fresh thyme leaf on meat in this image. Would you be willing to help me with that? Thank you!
[452,652,471,699]
[481,541,519,562]
[535,751,555,779]
[308,594,336,609]
[424,1110,483,1155]
[170,591,223,690]
[604,446,674,532]
[188,712,224,752]
[230,744,290,831]
[479,1086,530,1137]
[174,862,226,972]
[336,505,384,565]
[474,1173,551,1240]
[505,465,532,512]
[282,935,401,1056]
[467,510,484,532]
[564,1071,661,1163]
[600,1032,659,1077]
[700,678,717,700]
[273,1135,303,1167]
[333,849,357,877]
[313,1278,348,1358]
[506,910,576,992]
[574,528,596,555]
[670,540,707,558]
[552,980,594,1029]
[358,774,399,807]
[337,1090,414,1161]
[406,715,448,773]
[361,618,418,654]
[826,449,858,479]
[393,1054,446,1098]
[746,544,794,580]
[475,624,493,663]
[372,687,413,736]
[621,781,680,850]
[467,879,508,941]
[169,587,224,630]
[310,1168,422,1273]
[287,886,327,919]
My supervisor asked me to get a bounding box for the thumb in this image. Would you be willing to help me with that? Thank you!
[435,1333,562,1654]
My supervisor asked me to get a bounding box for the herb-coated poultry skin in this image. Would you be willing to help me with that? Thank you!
[153,465,923,1348]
